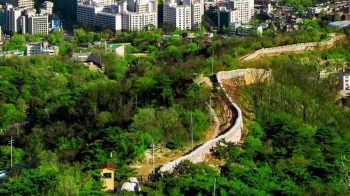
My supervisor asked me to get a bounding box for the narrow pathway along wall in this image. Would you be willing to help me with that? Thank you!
[158,69,268,173]
[241,35,346,61]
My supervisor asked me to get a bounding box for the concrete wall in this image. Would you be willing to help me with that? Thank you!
[158,69,269,173]
[241,35,346,61]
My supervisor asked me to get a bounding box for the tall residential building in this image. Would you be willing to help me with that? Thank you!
[28,14,48,34]
[0,0,34,8]
[163,2,191,30]
[96,12,122,32]
[77,1,104,26]
[163,0,203,30]
[3,3,37,33]
[0,6,4,28]
[77,0,157,31]
[121,11,157,31]
[120,0,158,31]
[6,5,24,33]
[223,0,253,24]
[191,0,204,29]
[218,6,238,30]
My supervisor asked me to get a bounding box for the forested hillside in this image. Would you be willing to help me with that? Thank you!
[142,40,350,195]
[1,26,350,195]
[0,50,210,194]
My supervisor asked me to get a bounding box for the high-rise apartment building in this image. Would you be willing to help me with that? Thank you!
[0,0,34,8]
[77,0,157,32]
[121,0,158,31]
[222,0,253,24]
[163,0,203,30]
[0,5,4,28]
[77,1,104,25]
[218,6,238,30]
[191,0,204,29]
[5,4,24,33]
[121,11,157,31]
[1,3,52,34]
[163,1,191,30]
[96,11,122,32]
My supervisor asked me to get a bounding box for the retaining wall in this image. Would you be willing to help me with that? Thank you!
[242,35,346,61]
[158,69,268,173]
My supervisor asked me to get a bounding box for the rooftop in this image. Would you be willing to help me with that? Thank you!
[328,20,350,28]
[99,162,116,170]
[107,44,122,49]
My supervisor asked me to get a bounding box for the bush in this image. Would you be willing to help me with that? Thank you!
[166,140,185,150]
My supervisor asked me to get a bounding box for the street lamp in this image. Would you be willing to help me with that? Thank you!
[9,136,15,167]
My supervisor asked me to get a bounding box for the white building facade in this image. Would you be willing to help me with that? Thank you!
[0,0,34,8]
[163,2,191,30]
[25,42,43,56]
[222,0,253,24]
[96,12,122,32]
[28,15,48,34]
[77,0,157,31]
[77,1,104,25]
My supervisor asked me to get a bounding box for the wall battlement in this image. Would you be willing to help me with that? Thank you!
[158,69,268,173]
[241,35,346,61]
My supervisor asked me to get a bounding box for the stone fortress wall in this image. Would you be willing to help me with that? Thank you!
[241,35,346,61]
[158,69,269,173]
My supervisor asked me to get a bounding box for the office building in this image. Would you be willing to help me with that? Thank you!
[49,14,60,31]
[40,1,54,15]
[0,0,34,8]
[28,14,48,34]
[51,0,77,17]
[218,6,238,30]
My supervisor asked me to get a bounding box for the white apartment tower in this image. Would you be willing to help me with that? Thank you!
[3,4,35,33]
[77,0,157,32]
[7,5,22,32]
[121,0,158,31]
[28,14,49,34]
[163,0,203,30]
[77,0,104,25]
[0,0,34,8]
[96,12,122,32]
[223,0,253,24]
[163,1,191,30]
[121,11,157,31]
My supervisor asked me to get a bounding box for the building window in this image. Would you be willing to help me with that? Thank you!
[103,173,112,179]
